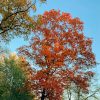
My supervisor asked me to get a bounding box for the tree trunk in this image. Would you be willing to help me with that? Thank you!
[41,89,46,100]
[77,88,80,100]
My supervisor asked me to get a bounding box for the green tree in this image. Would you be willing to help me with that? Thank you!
[0,53,34,100]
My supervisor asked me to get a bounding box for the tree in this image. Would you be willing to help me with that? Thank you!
[0,53,34,100]
[18,10,96,100]
[75,76,100,100]
[0,0,47,42]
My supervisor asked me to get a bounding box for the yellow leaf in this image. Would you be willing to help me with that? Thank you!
[32,5,36,11]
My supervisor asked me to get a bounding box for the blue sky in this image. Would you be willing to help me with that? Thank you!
[8,0,100,81]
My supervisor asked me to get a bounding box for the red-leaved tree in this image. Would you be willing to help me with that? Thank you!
[18,10,96,100]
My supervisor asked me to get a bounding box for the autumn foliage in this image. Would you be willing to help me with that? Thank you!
[18,10,96,100]
[0,0,46,42]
